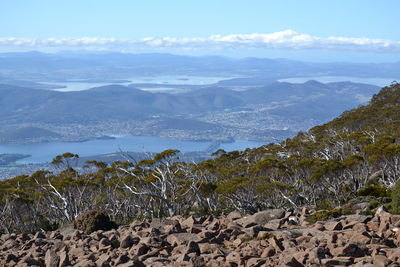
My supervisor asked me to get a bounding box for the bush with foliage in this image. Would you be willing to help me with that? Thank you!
[356,185,391,198]
[390,180,400,214]
[73,209,117,234]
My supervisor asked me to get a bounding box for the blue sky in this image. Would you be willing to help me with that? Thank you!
[1,0,400,62]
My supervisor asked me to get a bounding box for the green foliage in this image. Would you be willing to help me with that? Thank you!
[315,200,335,210]
[216,177,250,195]
[198,182,218,196]
[37,215,59,232]
[73,210,118,234]
[356,185,391,198]
[305,208,349,224]
[390,180,400,214]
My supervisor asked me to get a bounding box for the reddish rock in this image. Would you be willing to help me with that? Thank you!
[166,233,200,246]
[321,257,353,266]
[238,209,285,228]
[373,254,392,267]
[261,247,276,257]
[324,221,343,231]
[332,243,365,258]
[181,216,197,229]
[225,251,242,265]
[120,234,139,249]
[44,250,59,267]
[281,255,304,267]
[246,257,266,267]
[226,211,242,221]
[58,250,70,267]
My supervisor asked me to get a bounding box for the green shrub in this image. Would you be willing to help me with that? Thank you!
[37,215,59,232]
[73,209,118,234]
[390,180,400,214]
[368,199,380,209]
[315,200,335,210]
[305,208,349,224]
[356,185,390,198]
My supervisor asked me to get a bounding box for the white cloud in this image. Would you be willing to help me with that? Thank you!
[0,30,399,52]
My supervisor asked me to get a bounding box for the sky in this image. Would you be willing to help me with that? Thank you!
[1,0,400,62]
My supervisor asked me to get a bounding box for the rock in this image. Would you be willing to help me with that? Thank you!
[270,236,285,251]
[227,211,243,221]
[117,259,146,267]
[186,241,200,255]
[44,250,59,267]
[24,255,44,266]
[333,243,365,257]
[198,243,222,255]
[58,224,75,239]
[33,231,46,240]
[375,206,389,218]
[246,258,266,267]
[166,233,201,246]
[261,247,276,257]
[321,258,353,266]
[257,231,274,239]
[287,216,299,225]
[130,243,149,256]
[4,209,400,267]
[115,253,130,265]
[324,221,343,231]
[238,209,285,227]
[49,231,63,240]
[373,255,392,267]
[264,219,283,230]
[181,216,197,229]
[120,234,139,249]
[5,253,19,263]
[225,251,242,265]
[345,214,371,224]
[74,259,96,267]
[313,222,325,231]
[58,250,70,267]
[96,254,111,267]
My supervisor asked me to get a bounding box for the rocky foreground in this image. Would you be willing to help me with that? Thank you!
[1,208,400,267]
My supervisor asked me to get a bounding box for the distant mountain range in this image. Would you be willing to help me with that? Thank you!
[0,51,395,144]
[1,51,399,82]
[0,81,379,125]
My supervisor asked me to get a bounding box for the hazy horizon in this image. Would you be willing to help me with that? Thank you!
[1,1,400,62]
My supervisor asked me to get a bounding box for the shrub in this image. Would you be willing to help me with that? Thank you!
[356,185,390,198]
[37,215,59,232]
[73,210,117,234]
[390,180,400,214]
[305,208,351,224]
[315,199,335,210]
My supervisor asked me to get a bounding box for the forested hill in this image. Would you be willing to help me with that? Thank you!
[1,83,400,234]
[311,82,400,136]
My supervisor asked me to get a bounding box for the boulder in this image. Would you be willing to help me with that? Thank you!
[44,250,59,267]
[237,209,285,227]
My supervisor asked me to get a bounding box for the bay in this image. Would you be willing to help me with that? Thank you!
[41,75,232,92]
[0,136,264,164]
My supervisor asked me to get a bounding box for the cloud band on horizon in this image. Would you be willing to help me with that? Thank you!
[0,30,398,52]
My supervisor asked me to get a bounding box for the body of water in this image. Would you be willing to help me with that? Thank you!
[42,75,232,92]
[279,76,398,87]
[0,136,264,164]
